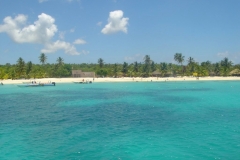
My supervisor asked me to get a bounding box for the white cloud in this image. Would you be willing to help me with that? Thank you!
[73,38,86,44]
[101,10,129,34]
[59,31,65,40]
[81,50,89,55]
[0,13,89,55]
[0,13,88,56]
[97,22,102,26]
[0,13,57,44]
[70,28,75,33]
[41,40,80,55]
[124,54,144,62]
[217,51,229,58]
[216,51,240,63]
[39,0,48,3]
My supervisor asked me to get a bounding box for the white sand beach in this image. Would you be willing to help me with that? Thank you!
[1,76,240,85]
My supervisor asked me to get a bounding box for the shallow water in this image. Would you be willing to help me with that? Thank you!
[0,81,239,159]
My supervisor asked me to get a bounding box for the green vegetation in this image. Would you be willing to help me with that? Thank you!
[0,53,238,80]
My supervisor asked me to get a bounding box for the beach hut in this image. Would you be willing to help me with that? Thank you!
[229,69,240,76]
[72,70,95,78]
[152,71,161,77]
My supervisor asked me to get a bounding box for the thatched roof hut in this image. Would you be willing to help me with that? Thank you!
[152,71,161,77]
[230,69,240,76]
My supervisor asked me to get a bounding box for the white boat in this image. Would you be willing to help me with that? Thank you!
[40,82,56,86]
[17,83,41,87]
[73,81,92,84]
[22,81,34,84]
[17,82,56,87]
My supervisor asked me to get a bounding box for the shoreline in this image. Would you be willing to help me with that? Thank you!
[1,76,240,84]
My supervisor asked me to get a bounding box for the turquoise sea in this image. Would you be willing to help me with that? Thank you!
[0,81,239,159]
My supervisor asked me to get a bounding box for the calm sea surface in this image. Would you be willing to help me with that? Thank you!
[0,81,239,159]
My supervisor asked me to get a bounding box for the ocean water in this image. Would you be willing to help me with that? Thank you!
[0,81,239,159]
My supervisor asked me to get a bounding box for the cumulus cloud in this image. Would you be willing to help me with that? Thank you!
[101,10,129,34]
[73,38,86,44]
[41,40,80,55]
[0,13,57,44]
[0,13,88,55]
[217,51,229,58]
[59,31,65,39]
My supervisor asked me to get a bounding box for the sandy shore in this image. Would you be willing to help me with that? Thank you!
[1,76,240,84]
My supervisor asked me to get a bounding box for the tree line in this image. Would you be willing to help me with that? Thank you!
[0,53,238,80]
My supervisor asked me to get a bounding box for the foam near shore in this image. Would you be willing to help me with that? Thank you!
[1,76,240,84]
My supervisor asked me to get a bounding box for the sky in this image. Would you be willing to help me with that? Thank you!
[1,0,240,65]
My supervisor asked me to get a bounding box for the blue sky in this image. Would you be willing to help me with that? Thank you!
[1,0,240,65]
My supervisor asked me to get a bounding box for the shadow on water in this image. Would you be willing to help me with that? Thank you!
[0,91,191,131]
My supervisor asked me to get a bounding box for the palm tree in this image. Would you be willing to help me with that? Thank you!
[174,53,185,76]
[0,68,5,80]
[143,55,151,77]
[214,62,221,76]
[201,61,212,74]
[113,63,118,78]
[26,61,33,78]
[133,61,139,72]
[39,53,47,65]
[187,57,195,74]
[55,57,64,78]
[10,68,16,80]
[151,61,156,72]
[57,57,64,66]
[168,63,173,76]
[16,57,25,78]
[160,62,168,77]
[174,53,185,65]
[187,57,194,65]
[221,57,232,76]
[98,58,104,68]
[122,62,128,76]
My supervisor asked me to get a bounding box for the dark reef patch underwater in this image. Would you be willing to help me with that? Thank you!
[0,81,239,159]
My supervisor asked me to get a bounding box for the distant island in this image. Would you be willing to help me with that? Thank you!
[0,53,239,80]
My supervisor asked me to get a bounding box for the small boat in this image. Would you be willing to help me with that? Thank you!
[17,83,41,87]
[40,82,56,86]
[22,81,34,84]
[17,82,56,87]
[22,80,42,84]
[73,81,92,84]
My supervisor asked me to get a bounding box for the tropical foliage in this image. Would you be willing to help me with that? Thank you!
[0,53,237,80]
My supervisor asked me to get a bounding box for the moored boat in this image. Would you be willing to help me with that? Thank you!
[17,82,56,87]
[17,83,41,87]
[40,82,56,86]
[73,81,92,84]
